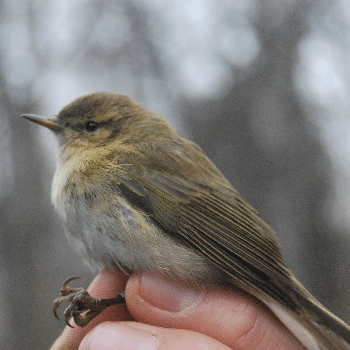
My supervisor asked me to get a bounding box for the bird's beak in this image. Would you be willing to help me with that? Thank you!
[21,114,65,132]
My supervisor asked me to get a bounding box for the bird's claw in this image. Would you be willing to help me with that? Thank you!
[53,276,126,328]
[53,276,95,328]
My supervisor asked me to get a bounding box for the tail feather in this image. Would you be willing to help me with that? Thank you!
[302,296,350,350]
[268,299,350,350]
[264,286,350,350]
[235,276,350,350]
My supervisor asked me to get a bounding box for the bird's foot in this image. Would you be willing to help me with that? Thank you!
[53,276,126,328]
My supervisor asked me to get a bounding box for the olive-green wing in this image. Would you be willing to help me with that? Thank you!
[118,170,301,311]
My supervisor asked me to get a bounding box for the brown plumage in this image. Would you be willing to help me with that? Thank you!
[23,92,350,349]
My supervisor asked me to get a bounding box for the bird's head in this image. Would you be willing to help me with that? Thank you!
[22,92,178,162]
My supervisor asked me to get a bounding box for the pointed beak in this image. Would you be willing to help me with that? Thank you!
[21,114,65,132]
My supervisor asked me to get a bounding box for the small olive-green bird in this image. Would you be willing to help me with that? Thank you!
[23,92,350,350]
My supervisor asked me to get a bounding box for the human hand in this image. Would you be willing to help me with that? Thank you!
[50,268,304,350]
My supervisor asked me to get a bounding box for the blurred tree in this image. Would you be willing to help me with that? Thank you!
[180,0,350,323]
[1,0,350,349]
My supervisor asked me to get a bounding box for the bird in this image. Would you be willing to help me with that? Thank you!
[22,92,350,350]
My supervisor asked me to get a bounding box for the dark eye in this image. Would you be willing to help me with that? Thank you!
[84,121,100,134]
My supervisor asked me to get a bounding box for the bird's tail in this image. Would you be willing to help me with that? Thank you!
[266,276,350,350]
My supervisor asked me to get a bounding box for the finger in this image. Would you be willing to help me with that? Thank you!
[50,268,133,350]
[125,273,305,350]
[78,322,231,350]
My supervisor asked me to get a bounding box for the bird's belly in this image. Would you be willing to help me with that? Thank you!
[55,191,215,285]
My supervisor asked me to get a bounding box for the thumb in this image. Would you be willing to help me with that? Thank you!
[78,322,232,350]
[124,272,305,350]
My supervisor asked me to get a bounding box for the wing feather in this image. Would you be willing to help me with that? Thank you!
[119,170,300,309]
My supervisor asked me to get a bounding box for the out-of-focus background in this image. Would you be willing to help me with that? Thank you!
[1,0,350,348]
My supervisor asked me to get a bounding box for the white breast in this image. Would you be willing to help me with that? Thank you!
[51,163,71,221]
[51,157,214,285]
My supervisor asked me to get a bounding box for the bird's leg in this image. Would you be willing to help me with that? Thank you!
[53,276,126,328]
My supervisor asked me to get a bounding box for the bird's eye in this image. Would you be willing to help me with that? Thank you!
[84,121,100,134]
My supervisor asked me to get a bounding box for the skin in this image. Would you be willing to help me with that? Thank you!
[50,268,304,350]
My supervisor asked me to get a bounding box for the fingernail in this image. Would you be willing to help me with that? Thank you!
[140,274,204,312]
[86,323,158,350]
